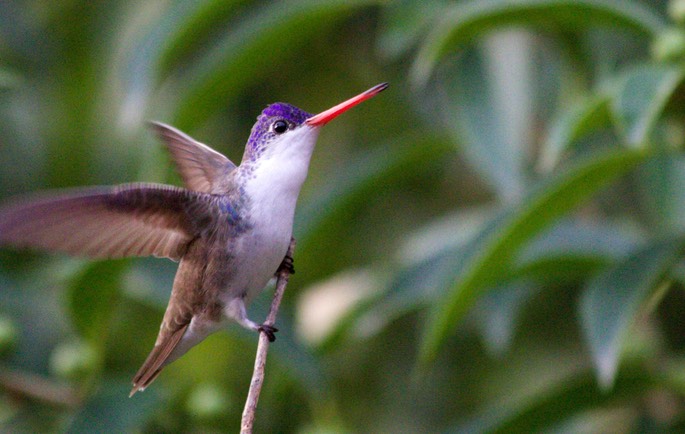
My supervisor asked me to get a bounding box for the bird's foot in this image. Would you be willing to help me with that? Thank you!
[277,254,295,275]
[258,324,279,342]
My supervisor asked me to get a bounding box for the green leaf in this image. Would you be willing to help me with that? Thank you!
[610,64,685,147]
[410,0,666,87]
[321,208,498,346]
[356,246,463,336]
[419,148,648,365]
[119,1,251,119]
[376,0,444,60]
[154,0,252,75]
[296,133,450,238]
[171,0,381,129]
[113,1,229,136]
[67,261,128,344]
[637,151,685,234]
[473,219,641,357]
[511,218,641,282]
[355,209,510,339]
[436,50,527,200]
[540,94,612,171]
[579,238,684,390]
[453,367,658,433]
[474,281,537,356]
[351,217,637,344]
[511,217,640,283]
[519,219,640,263]
[510,256,608,285]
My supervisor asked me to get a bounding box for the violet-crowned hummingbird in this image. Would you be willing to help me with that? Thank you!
[0,83,388,396]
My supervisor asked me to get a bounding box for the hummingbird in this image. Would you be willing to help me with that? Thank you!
[0,82,388,396]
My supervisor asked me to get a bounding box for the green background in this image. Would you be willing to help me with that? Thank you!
[2,0,685,432]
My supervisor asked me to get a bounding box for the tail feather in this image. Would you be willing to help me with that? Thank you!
[130,323,189,397]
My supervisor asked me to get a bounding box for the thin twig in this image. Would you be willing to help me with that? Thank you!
[240,238,296,433]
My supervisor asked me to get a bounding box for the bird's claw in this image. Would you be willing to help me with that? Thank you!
[277,254,295,274]
[258,324,279,342]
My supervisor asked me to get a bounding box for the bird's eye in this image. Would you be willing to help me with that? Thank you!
[272,120,288,134]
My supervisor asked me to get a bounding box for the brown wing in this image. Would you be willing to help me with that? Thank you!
[130,239,213,396]
[150,121,236,194]
[0,183,214,260]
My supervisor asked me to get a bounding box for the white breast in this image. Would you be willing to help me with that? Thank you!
[232,125,320,300]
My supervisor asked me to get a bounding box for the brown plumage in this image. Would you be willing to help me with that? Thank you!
[0,123,244,395]
[130,235,227,396]
[131,323,189,395]
[0,184,208,260]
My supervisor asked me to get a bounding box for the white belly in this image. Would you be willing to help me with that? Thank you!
[231,221,293,303]
[225,173,299,302]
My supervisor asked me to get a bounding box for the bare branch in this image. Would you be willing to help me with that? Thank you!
[240,238,296,433]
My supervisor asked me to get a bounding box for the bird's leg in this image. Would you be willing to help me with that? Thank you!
[225,297,279,342]
[257,324,278,342]
[277,253,295,275]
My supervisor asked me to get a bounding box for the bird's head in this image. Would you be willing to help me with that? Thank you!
[242,83,388,164]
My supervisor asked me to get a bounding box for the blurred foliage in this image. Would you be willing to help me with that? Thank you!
[2,0,685,432]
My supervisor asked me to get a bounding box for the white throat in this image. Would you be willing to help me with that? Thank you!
[242,125,320,226]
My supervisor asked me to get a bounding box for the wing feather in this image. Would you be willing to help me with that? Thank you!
[0,183,216,260]
[150,122,236,193]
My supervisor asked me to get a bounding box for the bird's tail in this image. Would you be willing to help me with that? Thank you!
[130,323,189,397]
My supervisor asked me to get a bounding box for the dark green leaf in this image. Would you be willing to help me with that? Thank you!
[155,1,252,75]
[511,219,640,283]
[519,219,640,263]
[579,238,684,389]
[420,148,648,365]
[637,151,685,234]
[540,94,612,171]
[511,218,641,282]
[610,64,685,146]
[452,367,658,433]
[474,281,537,356]
[118,1,251,127]
[355,210,509,340]
[411,0,666,86]
[316,208,500,348]
[350,217,638,344]
[435,50,528,200]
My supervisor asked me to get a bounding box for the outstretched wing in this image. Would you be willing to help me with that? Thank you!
[0,183,215,260]
[150,122,236,194]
